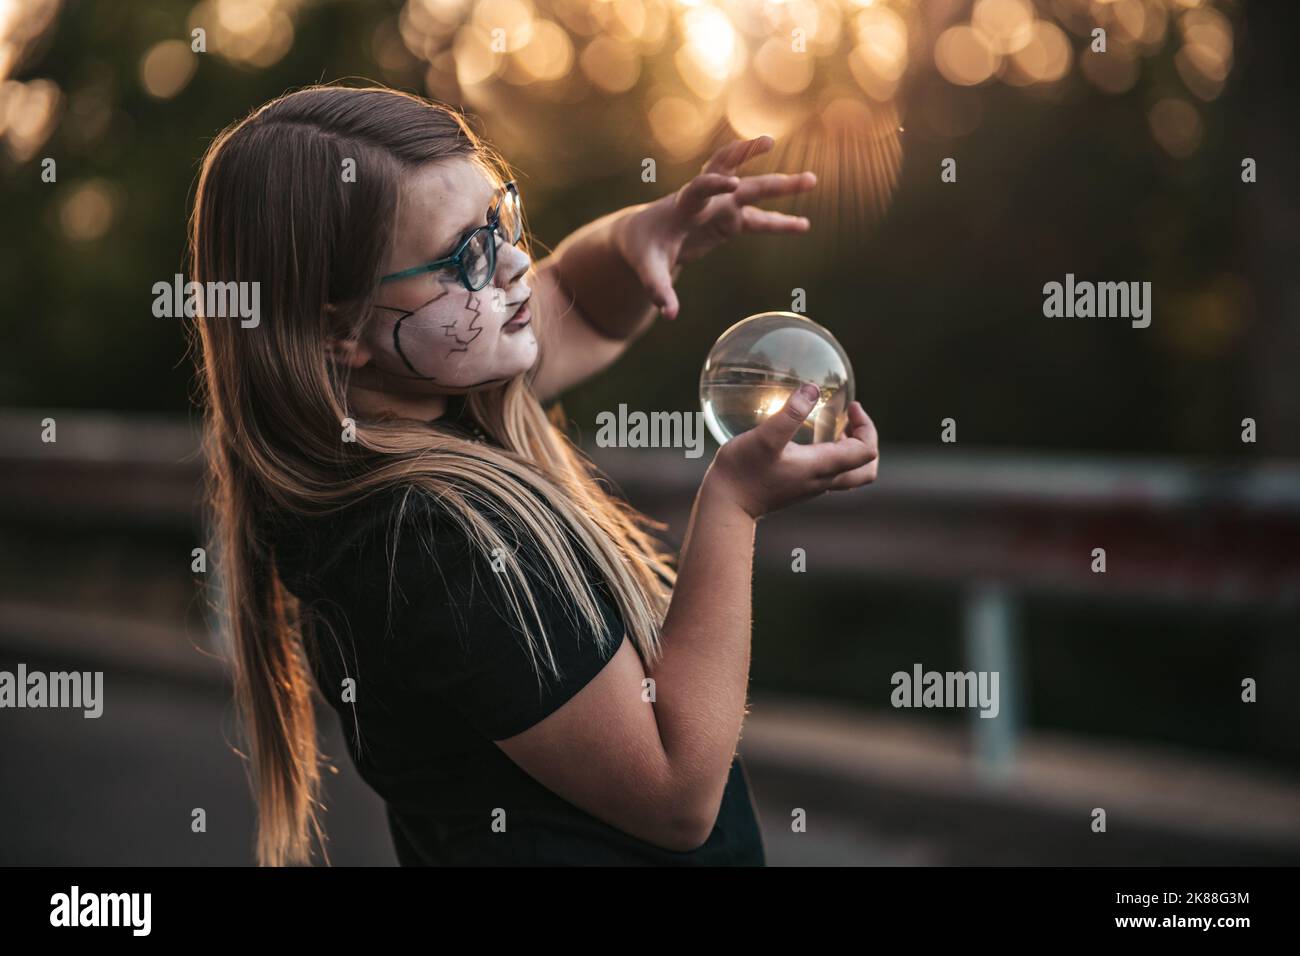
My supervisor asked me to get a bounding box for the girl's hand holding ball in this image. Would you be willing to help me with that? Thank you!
[706,390,879,522]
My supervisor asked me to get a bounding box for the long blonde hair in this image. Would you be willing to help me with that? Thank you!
[186,84,677,866]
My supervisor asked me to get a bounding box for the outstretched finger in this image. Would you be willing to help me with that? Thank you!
[740,206,810,233]
[733,171,817,206]
[633,252,680,319]
[703,134,774,175]
[677,173,740,217]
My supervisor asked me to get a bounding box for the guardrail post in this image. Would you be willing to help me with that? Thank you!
[964,579,1021,782]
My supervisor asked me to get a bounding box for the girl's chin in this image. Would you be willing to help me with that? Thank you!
[491,339,539,380]
[503,330,539,358]
[434,339,536,386]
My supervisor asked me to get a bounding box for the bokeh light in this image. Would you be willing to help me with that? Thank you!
[187,0,297,69]
[0,0,1242,233]
[140,40,199,99]
[57,178,119,242]
[1148,96,1202,158]
[935,25,998,86]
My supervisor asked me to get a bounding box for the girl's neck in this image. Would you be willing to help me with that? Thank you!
[347,383,450,423]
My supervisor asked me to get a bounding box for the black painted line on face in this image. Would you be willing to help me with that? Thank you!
[443,291,485,358]
[373,293,509,390]
[375,289,452,380]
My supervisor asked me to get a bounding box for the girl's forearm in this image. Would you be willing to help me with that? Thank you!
[645,472,757,837]
[540,205,673,339]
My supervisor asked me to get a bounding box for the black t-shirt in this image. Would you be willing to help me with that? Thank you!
[268,401,766,865]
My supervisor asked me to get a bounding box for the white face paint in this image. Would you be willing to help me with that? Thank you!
[348,157,537,409]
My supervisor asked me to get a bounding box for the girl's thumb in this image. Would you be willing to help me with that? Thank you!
[759,382,820,449]
[787,382,820,418]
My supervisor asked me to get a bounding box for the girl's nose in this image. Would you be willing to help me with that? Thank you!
[496,235,531,287]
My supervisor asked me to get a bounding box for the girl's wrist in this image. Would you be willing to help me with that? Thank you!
[700,467,760,525]
[609,202,649,266]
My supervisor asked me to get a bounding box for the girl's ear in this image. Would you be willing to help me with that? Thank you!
[324,304,372,369]
[326,336,371,369]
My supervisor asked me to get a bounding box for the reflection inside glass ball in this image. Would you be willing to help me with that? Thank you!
[700,311,855,446]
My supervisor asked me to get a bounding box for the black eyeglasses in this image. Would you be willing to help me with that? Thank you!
[379,181,523,292]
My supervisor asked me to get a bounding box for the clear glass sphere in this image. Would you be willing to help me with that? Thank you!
[700,311,855,446]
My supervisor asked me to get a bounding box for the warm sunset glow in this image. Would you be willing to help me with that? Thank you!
[0,0,1243,226]
[386,0,1242,222]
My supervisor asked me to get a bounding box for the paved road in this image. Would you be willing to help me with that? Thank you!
[3,650,1298,866]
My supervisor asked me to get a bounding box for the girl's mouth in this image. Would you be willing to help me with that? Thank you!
[503,301,531,332]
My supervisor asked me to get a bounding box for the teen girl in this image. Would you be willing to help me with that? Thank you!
[188,85,879,866]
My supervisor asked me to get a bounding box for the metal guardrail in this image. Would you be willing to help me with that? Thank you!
[7,407,1300,534]
[4,408,1298,780]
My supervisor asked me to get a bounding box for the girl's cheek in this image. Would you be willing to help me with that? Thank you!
[430,298,490,360]
[479,287,508,318]
[370,290,507,379]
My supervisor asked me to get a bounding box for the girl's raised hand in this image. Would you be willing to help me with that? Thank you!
[613,134,818,320]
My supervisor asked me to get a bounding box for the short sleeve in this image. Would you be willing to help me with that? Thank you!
[369,496,628,742]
